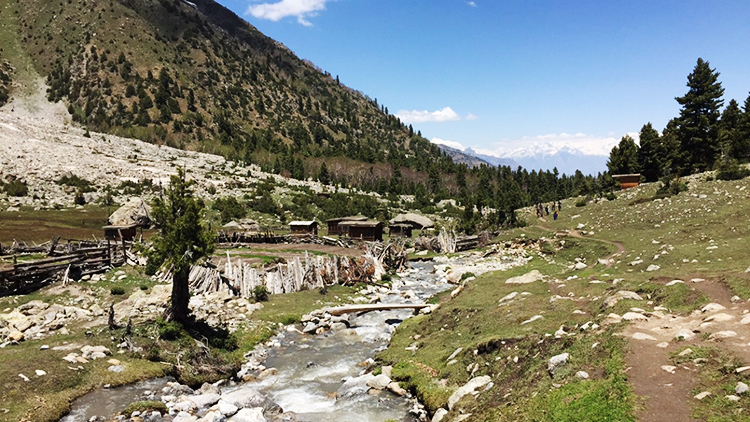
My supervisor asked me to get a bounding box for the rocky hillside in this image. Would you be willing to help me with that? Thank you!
[0,0,447,182]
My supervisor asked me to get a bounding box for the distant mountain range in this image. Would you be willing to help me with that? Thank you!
[438,143,609,176]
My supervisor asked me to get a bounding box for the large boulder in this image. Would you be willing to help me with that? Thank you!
[505,270,543,284]
[447,375,493,410]
[108,197,151,226]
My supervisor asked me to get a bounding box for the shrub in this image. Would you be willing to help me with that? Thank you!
[253,285,269,302]
[157,318,183,340]
[74,188,86,205]
[575,198,587,207]
[656,177,688,196]
[110,286,126,295]
[2,180,28,197]
[716,158,750,181]
[56,174,95,192]
[604,192,617,201]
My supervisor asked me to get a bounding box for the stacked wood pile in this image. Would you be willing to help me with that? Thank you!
[164,240,405,298]
[0,243,123,296]
[416,230,490,253]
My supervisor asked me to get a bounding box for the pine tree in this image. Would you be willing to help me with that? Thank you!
[607,135,640,175]
[637,123,663,182]
[674,58,725,174]
[318,162,330,185]
[149,168,215,323]
[719,99,744,161]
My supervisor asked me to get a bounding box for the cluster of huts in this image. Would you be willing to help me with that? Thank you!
[102,197,434,244]
[289,212,434,242]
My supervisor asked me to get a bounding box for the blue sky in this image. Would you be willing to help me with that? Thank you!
[217,0,750,158]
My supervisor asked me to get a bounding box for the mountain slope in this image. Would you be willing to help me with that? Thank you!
[0,0,447,182]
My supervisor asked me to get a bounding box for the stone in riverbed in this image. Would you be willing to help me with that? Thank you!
[220,386,266,409]
[366,374,392,390]
[432,408,448,422]
[227,407,266,422]
[216,400,239,416]
[187,392,221,409]
[387,382,407,396]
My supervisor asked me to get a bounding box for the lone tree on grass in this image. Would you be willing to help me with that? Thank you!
[149,168,215,323]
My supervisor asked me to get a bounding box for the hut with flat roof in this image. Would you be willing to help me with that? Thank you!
[326,215,368,236]
[289,221,318,236]
[340,220,384,242]
[103,224,138,241]
[612,174,641,190]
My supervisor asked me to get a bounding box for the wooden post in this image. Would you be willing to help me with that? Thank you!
[107,239,111,266]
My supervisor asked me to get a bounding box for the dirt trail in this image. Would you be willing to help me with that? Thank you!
[624,277,750,422]
[530,222,749,421]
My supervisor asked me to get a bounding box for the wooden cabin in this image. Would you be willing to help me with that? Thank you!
[103,224,138,241]
[289,221,318,236]
[341,220,384,242]
[326,215,368,235]
[388,223,413,238]
[612,174,641,190]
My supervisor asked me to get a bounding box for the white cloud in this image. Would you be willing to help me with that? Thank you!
[465,113,478,121]
[430,137,466,150]
[247,0,328,26]
[396,106,461,123]
[471,132,635,158]
[467,1,477,7]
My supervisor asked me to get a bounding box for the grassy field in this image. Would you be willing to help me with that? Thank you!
[0,206,112,245]
[379,172,750,421]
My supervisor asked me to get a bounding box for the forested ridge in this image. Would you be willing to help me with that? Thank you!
[2,0,608,231]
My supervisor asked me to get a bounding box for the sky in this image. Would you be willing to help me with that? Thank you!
[216,0,750,158]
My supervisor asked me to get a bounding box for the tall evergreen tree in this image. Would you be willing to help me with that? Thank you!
[637,123,663,182]
[607,135,640,175]
[719,99,746,162]
[674,58,725,174]
[149,168,215,323]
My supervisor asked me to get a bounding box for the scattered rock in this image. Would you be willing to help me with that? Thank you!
[709,331,737,340]
[665,280,684,286]
[366,374,392,390]
[661,365,677,374]
[505,270,543,284]
[35,369,46,376]
[387,382,408,396]
[621,312,648,321]
[521,315,543,325]
[575,371,589,379]
[602,291,643,308]
[646,264,660,272]
[547,353,569,377]
[736,382,749,395]
[701,303,726,313]
[631,333,657,341]
[674,329,695,341]
[694,391,711,400]
[447,375,492,410]
[703,313,734,323]
[432,408,448,422]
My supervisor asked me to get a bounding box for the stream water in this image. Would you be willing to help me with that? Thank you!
[60,261,451,421]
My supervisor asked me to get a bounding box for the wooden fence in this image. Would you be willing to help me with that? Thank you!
[0,238,129,296]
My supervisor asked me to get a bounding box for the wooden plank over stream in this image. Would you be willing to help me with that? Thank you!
[324,303,430,316]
